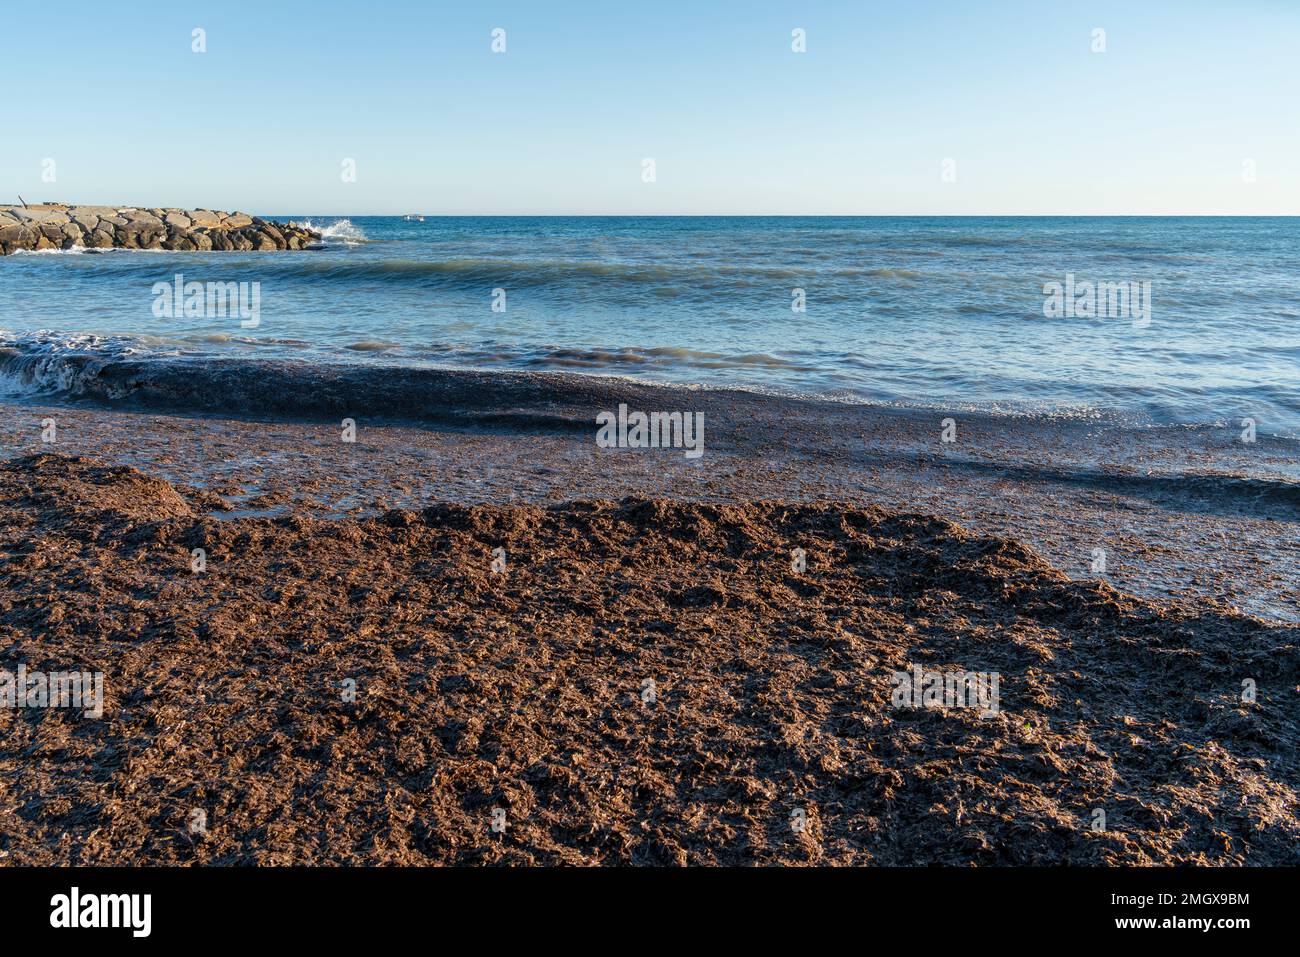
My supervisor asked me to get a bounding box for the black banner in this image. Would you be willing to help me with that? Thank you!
[0,866,1273,943]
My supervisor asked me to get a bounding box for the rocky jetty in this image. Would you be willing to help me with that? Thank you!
[0,204,320,255]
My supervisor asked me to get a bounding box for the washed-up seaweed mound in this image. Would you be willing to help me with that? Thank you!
[0,454,1295,865]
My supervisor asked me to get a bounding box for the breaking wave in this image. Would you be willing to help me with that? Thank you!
[295,218,369,245]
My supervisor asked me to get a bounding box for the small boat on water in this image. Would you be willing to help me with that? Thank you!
[403,214,425,222]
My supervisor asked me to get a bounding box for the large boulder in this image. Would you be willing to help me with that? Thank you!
[126,210,164,226]
[189,209,224,228]
[69,208,102,232]
[162,227,196,251]
[0,223,36,248]
[117,220,163,248]
[15,207,71,225]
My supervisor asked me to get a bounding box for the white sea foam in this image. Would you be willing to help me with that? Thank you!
[9,246,85,256]
[0,331,175,398]
[296,218,368,244]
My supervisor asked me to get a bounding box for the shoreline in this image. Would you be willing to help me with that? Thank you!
[2,383,1297,623]
[1,329,1297,437]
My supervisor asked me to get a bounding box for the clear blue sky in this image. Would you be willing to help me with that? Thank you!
[3,0,1296,215]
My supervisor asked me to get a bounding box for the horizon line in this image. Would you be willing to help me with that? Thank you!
[253,212,1300,219]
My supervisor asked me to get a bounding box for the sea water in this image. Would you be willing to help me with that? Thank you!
[1,216,1296,435]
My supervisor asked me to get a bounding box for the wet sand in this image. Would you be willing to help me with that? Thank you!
[3,371,1296,622]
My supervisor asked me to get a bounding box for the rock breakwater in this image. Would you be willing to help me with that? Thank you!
[0,204,320,254]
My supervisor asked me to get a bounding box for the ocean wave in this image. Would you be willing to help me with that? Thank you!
[1,334,1297,476]
[0,334,1098,421]
[862,267,926,280]
[0,332,1290,441]
[4,236,956,305]
[294,218,370,245]
[279,256,790,288]
[0,339,599,429]
[514,345,815,372]
[41,254,936,295]
[0,332,176,399]
[8,246,87,256]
